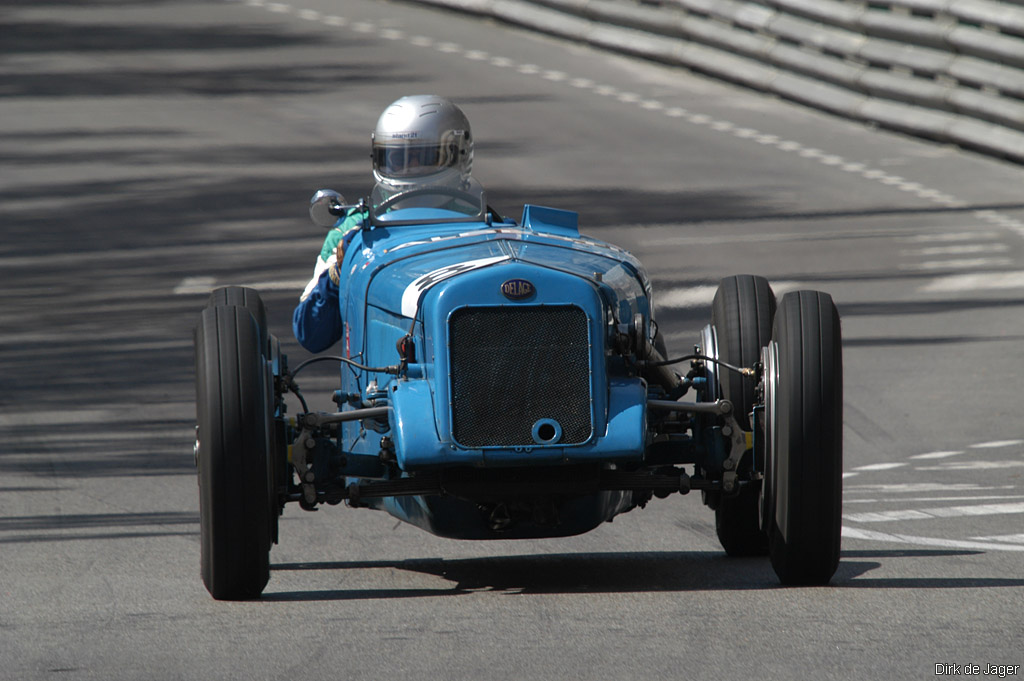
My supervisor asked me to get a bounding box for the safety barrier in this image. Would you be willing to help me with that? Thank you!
[414,0,1024,163]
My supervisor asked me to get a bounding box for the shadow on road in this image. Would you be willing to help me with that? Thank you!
[261,548,1022,601]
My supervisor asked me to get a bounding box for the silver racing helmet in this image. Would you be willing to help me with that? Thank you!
[371,95,474,194]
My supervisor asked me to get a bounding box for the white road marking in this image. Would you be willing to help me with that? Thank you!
[173,276,216,295]
[842,526,1024,551]
[846,483,1015,493]
[971,534,1024,544]
[845,509,937,522]
[969,439,1024,449]
[845,501,1024,523]
[655,285,718,309]
[900,231,1000,242]
[920,272,1024,293]
[902,257,1015,270]
[904,243,1009,256]
[845,495,1024,504]
[915,461,1024,471]
[851,462,907,472]
[908,450,963,459]
[241,279,308,291]
[173,277,307,295]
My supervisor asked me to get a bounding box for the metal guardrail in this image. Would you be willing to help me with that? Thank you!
[413,0,1024,163]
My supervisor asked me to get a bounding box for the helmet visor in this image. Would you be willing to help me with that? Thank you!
[373,142,459,179]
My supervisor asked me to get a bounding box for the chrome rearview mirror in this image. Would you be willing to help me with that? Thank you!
[309,189,351,228]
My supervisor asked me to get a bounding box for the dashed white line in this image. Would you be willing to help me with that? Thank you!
[908,451,963,460]
[847,482,1015,493]
[842,526,1024,551]
[902,257,1014,271]
[970,439,1024,449]
[905,243,1009,257]
[845,502,1024,523]
[972,533,1024,544]
[915,460,1024,471]
[173,276,216,295]
[174,277,307,295]
[920,272,1024,293]
[845,495,1024,504]
[902,231,1001,242]
[656,285,720,309]
[851,462,907,472]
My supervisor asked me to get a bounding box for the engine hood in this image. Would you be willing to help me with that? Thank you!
[357,223,650,321]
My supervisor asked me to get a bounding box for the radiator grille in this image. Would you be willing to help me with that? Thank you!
[449,306,592,447]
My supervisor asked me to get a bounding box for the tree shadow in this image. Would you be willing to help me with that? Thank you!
[0,511,198,543]
[0,20,326,55]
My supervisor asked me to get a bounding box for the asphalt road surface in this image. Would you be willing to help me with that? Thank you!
[2,1,1023,679]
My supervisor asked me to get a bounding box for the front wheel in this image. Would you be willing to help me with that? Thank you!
[762,291,843,585]
[195,305,273,600]
[709,275,775,556]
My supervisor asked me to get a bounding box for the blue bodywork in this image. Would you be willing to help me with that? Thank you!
[289,185,722,540]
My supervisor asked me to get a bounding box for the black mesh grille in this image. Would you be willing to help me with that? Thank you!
[449,306,592,447]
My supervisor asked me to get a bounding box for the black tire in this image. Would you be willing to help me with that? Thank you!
[195,305,272,600]
[764,291,843,585]
[206,286,268,355]
[710,275,775,557]
[207,286,281,546]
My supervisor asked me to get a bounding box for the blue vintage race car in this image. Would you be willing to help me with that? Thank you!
[194,180,843,599]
